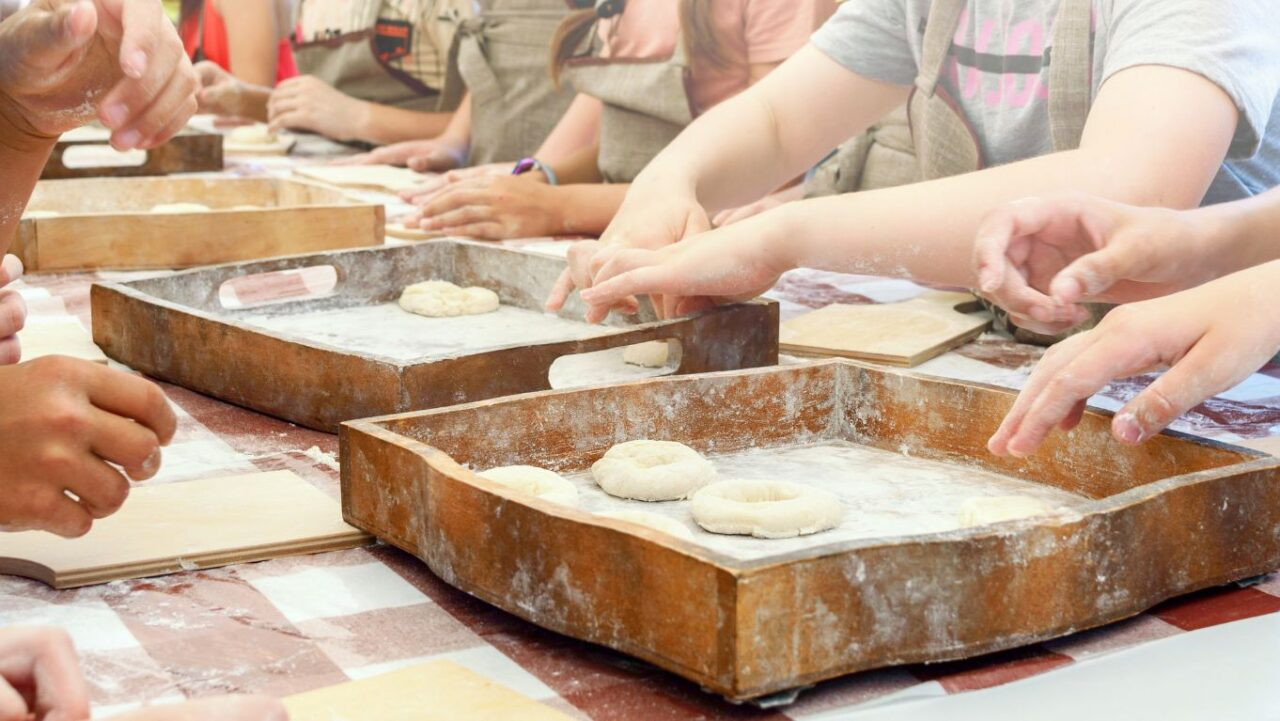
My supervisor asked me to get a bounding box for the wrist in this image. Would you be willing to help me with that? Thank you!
[757,201,802,275]
[350,100,374,142]
[0,92,58,153]
[1191,202,1259,277]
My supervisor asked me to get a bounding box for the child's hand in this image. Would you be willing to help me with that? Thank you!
[194,60,247,117]
[988,260,1280,457]
[0,0,198,149]
[268,75,368,141]
[972,193,1218,335]
[398,163,517,204]
[0,627,89,721]
[334,138,465,172]
[0,358,177,537]
[403,175,561,240]
[0,255,26,365]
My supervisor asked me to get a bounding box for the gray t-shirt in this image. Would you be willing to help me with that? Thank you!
[811,0,1280,204]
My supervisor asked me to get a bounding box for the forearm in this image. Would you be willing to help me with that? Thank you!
[0,117,55,245]
[357,104,453,145]
[1194,186,1280,277]
[232,82,272,121]
[537,94,601,163]
[551,184,628,236]
[550,143,602,185]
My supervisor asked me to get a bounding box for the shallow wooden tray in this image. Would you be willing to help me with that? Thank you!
[14,177,384,271]
[43,127,223,179]
[339,360,1280,701]
[92,240,778,432]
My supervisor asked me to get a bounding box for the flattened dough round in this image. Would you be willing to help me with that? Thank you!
[622,340,671,368]
[957,495,1058,527]
[399,280,500,318]
[598,510,694,539]
[591,440,714,501]
[22,210,60,219]
[150,202,210,214]
[227,124,278,145]
[478,465,578,507]
[691,480,843,539]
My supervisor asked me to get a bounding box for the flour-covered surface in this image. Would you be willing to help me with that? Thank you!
[5,143,1280,718]
[565,441,1086,562]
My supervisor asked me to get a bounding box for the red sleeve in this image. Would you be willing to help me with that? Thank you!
[743,0,838,64]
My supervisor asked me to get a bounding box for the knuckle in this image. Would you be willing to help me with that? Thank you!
[44,401,90,438]
[0,338,19,365]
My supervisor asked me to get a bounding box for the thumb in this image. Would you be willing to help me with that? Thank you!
[16,0,97,72]
[1049,238,1150,305]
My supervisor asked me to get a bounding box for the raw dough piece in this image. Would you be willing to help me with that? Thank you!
[227,124,277,145]
[957,495,1059,527]
[598,510,694,539]
[22,210,60,219]
[478,465,578,506]
[399,280,500,318]
[691,480,843,539]
[149,202,210,214]
[591,440,714,501]
[623,340,671,368]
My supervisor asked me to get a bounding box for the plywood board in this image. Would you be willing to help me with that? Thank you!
[284,660,572,721]
[17,315,108,363]
[779,291,992,367]
[293,164,429,193]
[0,470,371,588]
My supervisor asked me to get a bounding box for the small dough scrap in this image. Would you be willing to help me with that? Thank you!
[227,124,278,145]
[691,480,843,539]
[399,280,500,318]
[623,340,672,368]
[957,495,1059,527]
[477,465,578,507]
[598,510,694,540]
[150,202,211,214]
[591,440,714,501]
[22,210,60,219]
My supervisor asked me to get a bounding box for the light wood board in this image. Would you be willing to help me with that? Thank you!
[0,470,371,588]
[294,164,429,193]
[779,291,992,367]
[284,660,572,721]
[17,315,108,363]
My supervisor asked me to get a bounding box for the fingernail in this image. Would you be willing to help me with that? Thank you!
[102,102,127,127]
[116,129,140,149]
[1113,412,1142,444]
[1055,277,1085,303]
[141,449,161,476]
[124,50,147,79]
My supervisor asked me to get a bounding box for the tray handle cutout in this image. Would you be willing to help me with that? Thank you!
[547,339,683,390]
[219,265,339,310]
[58,144,149,169]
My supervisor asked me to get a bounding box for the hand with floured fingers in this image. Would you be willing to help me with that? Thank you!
[972,193,1223,336]
[268,75,368,141]
[0,0,198,150]
[402,174,561,240]
[333,138,466,172]
[988,260,1280,457]
[194,59,254,118]
[0,357,177,538]
[0,255,27,365]
[397,163,522,204]
[712,185,803,228]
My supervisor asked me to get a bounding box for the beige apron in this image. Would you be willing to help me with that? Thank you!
[561,21,694,183]
[444,0,576,165]
[292,0,468,112]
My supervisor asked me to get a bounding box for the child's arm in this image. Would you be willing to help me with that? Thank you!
[267,75,453,144]
[195,60,272,120]
[218,0,280,86]
[342,92,473,170]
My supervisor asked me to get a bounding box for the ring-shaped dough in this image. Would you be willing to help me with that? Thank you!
[399,280,500,318]
[598,510,694,540]
[477,465,578,507]
[590,440,714,501]
[691,480,843,539]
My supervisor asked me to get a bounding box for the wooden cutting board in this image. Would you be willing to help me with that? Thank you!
[0,470,370,588]
[293,164,428,193]
[284,660,572,721]
[779,291,992,367]
[17,316,108,364]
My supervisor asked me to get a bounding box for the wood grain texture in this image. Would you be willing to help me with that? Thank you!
[0,471,371,589]
[11,177,384,272]
[339,360,1280,700]
[17,316,108,363]
[779,291,992,366]
[42,128,223,179]
[284,660,573,721]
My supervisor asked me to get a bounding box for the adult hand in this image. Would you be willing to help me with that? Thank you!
[0,627,89,721]
[972,193,1219,335]
[987,260,1280,457]
[0,0,198,149]
[268,75,368,141]
[404,175,561,240]
[0,255,27,365]
[0,357,177,537]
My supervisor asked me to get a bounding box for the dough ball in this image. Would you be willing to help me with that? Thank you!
[623,340,672,368]
[150,203,211,214]
[477,465,578,507]
[591,440,714,501]
[691,480,843,539]
[228,124,278,145]
[957,495,1059,527]
[598,510,694,540]
[22,210,59,219]
[399,280,500,318]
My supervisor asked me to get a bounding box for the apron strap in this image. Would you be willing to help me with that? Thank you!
[1047,0,1093,152]
[914,0,967,97]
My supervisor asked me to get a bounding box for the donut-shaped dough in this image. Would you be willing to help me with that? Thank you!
[399,280,500,318]
[957,495,1057,527]
[598,510,694,540]
[150,202,210,214]
[591,440,714,501]
[691,480,842,539]
[477,465,578,507]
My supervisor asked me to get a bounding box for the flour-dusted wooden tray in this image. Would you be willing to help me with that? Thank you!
[92,240,778,432]
[13,176,384,271]
[340,360,1280,701]
[43,126,223,179]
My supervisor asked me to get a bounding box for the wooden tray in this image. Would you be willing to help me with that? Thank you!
[13,177,384,271]
[91,240,778,432]
[339,360,1280,701]
[43,126,223,179]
